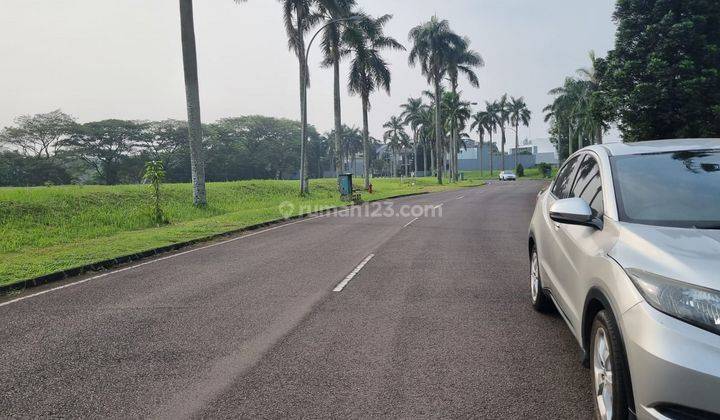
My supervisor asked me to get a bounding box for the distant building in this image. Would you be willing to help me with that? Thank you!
[510,138,559,165]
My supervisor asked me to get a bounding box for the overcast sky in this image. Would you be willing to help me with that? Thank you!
[0,0,618,143]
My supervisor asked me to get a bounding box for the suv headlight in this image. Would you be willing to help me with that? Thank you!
[627,268,720,335]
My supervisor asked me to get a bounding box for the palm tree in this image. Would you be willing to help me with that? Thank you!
[400,97,424,176]
[446,39,483,182]
[346,13,405,189]
[383,116,410,177]
[282,0,319,195]
[345,127,363,174]
[417,104,435,175]
[442,92,472,175]
[509,96,531,170]
[576,50,609,145]
[544,77,590,160]
[318,0,356,178]
[179,0,246,205]
[494,94,511,170]
[484,101,499,175]
[408,16,466,185]
[470,110,491,175]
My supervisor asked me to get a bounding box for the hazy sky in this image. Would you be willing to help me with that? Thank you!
[0,0,618,142]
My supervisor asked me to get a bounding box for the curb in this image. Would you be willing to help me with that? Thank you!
[0,190,434,296]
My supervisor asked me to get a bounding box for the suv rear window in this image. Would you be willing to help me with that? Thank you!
[551,155,582,199]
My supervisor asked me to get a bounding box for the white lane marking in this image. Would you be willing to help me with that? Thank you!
[0,213,328,308]
[333,254,374,292]
[403,217,419,228]
[456,195,465,200]
[433,204,443,209]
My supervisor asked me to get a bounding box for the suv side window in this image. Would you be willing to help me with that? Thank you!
[551,155,582,199]
[571,155,604,217]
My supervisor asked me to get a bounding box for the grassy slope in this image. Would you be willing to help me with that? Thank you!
[1,176,485,286]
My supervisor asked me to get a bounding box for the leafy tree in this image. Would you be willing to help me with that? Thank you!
[602,0,720,140]
[408,16,466,184]
[138,120,190,181]
[209,116,311,180]
[0,151,72,186]
[65,120,144,185]
[0,110,77,158]
[346,13,404,189]
[509,96,531,170]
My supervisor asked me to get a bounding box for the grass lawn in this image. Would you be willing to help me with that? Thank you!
[0,176,483,287]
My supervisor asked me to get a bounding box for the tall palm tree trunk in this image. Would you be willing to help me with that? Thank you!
[489,131,494,176]
[297,15,309,195]
[478,132,483,175]
[514,121,519,170]
[405,148,409,176]
[333,56,343,178]
[396,148,399,177]
[434,80,443,184]
[596,126,603,144]
[413,132,418,176]
[179,0,206,206]
[450,121,457,182]
[500,126,506,171]
[423,142,428,175]
[429,143,434,175]
[362,95,371,189]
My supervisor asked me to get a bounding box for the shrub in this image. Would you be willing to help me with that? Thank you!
[142,161,168,226]
[515,163,525,177]
[536,162,552,178]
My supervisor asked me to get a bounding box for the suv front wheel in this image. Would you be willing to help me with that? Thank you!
[590,310,631,420]
[530,246,553,312]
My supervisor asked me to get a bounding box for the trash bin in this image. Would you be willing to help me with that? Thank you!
[338,173,353,197]
[459,172,465,181]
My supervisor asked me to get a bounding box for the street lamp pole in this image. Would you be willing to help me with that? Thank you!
[305,16,360,70]
[299,16,360,188]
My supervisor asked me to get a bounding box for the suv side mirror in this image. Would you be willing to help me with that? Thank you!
[550,197,602,229]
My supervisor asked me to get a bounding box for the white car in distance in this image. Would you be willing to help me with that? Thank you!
[498,170,517,181]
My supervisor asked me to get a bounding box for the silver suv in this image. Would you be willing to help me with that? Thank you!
[528,139,720,419]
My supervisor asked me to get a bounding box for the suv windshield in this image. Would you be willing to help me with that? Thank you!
[612,149,720,228]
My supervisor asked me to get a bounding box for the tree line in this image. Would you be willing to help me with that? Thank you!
[545,0,720,161]
[385,89,531,180]
[0,111,392,187]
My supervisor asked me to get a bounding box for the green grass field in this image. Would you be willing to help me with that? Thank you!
[1,176,489,287]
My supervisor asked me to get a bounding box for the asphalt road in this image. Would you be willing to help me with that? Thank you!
[0,181,593,418]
